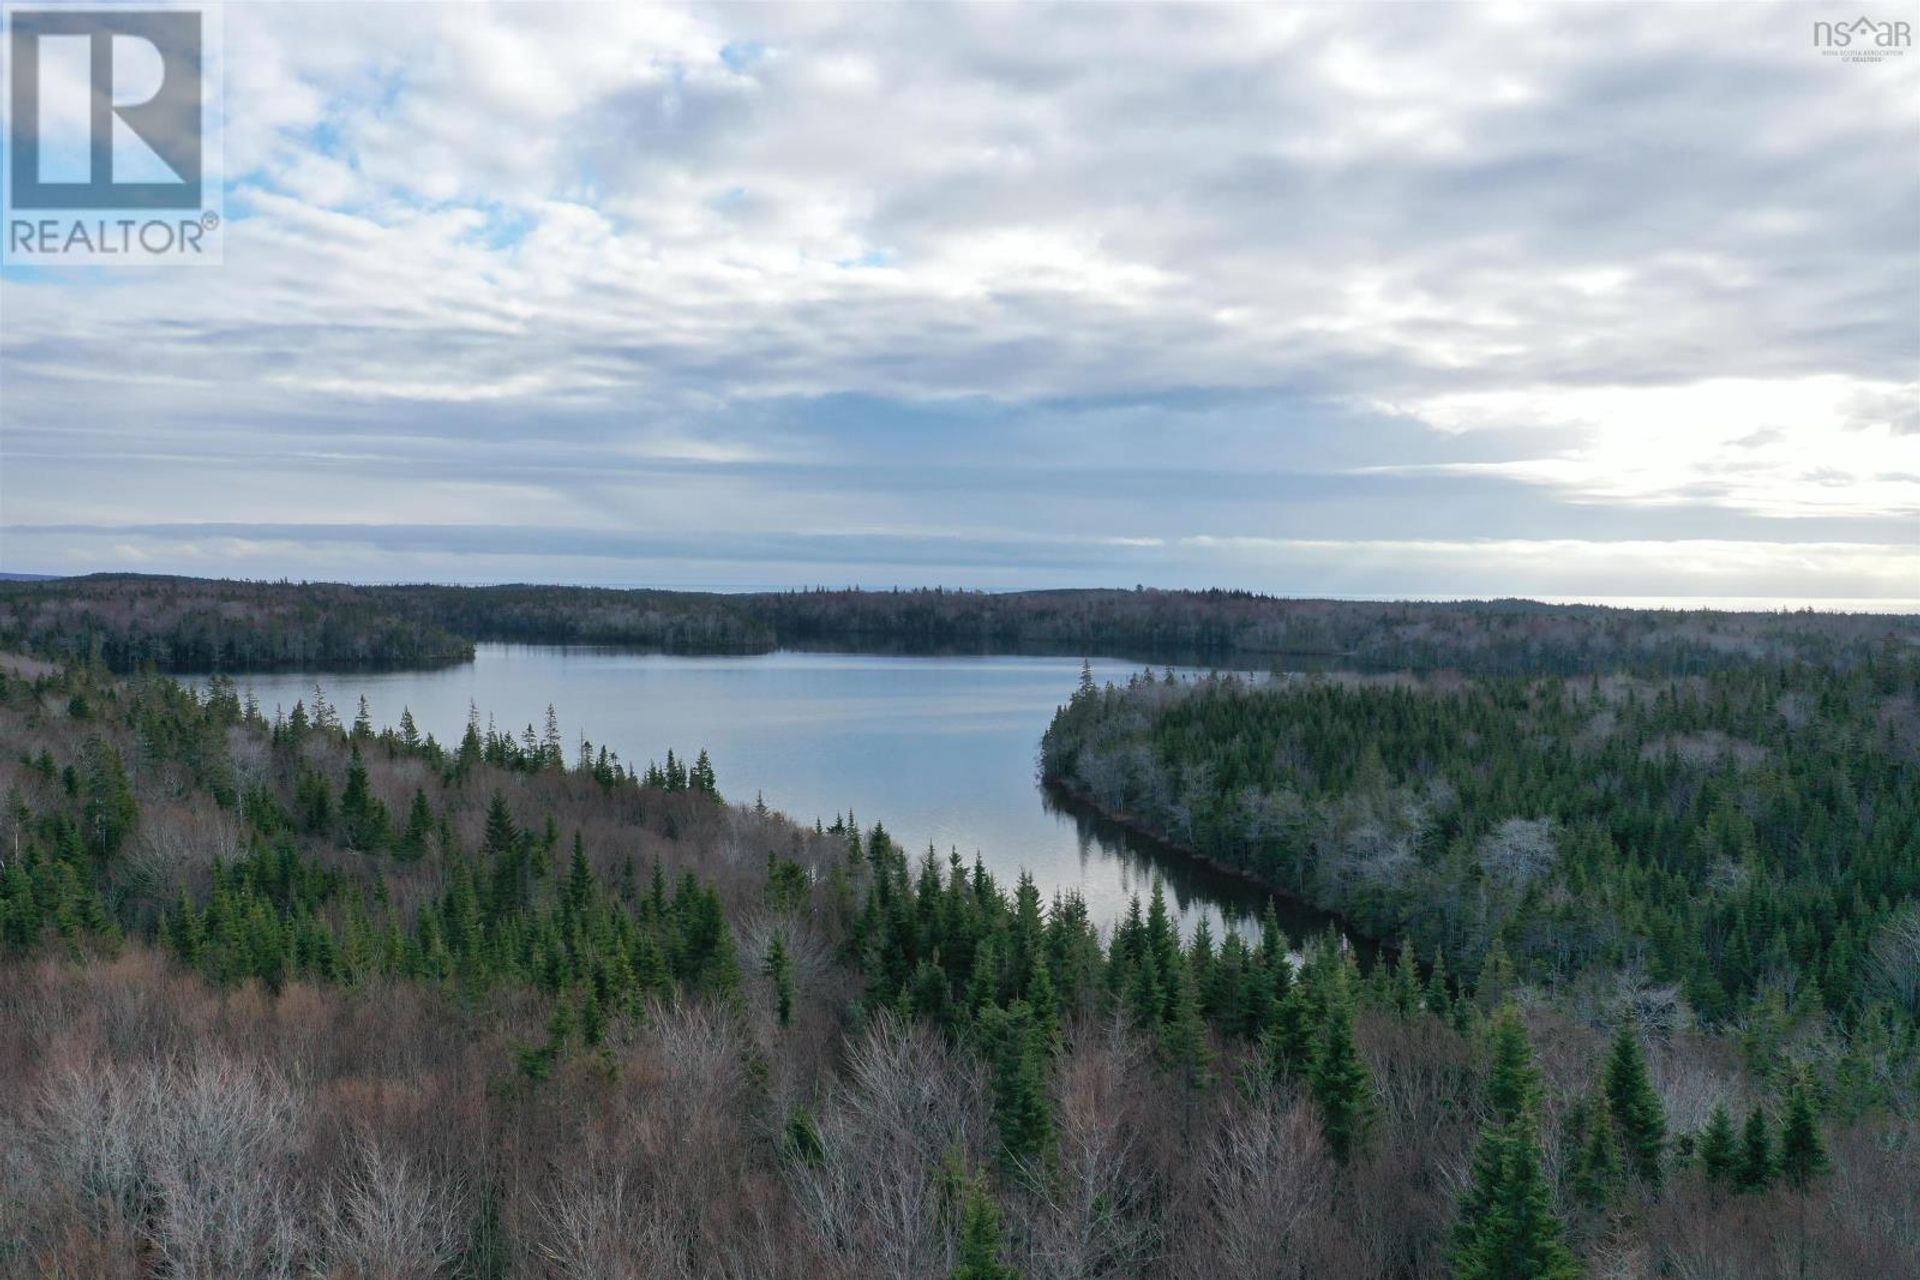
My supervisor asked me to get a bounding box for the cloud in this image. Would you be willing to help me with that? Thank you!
[2,2,1915,599]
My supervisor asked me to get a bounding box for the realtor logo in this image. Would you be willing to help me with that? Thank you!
[1813,15,1911,61]
[3,5,223,264]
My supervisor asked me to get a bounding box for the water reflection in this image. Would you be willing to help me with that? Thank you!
[1040,784,1359,952]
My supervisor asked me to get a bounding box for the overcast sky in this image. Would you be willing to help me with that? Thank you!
[2,1,1915,604]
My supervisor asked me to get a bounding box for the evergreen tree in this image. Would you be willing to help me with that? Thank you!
[1160,955,1212,1088]
[765,931,795,1028]
[690,748,719,798]
[80,739,139,858]
[1391,938,1421,1017]
[1570,1090,1622,1209]
[1603,1023,1667,1186]
[340,747,389,852]
[1425,950,1453,1020]
[1309,995,1374,1164]
[985,1001,1054,1167]
[951,1181,1019,1280]
[1474,936,1514,1010]
[398,789,435,862]
[1777,1074,1830,1192]
[1698,1101,1738,1189]
[1734,1104,1775,1193]
[1450,1120,1582,1280]
[1485,1004,1541,1124]
[483,791,518,858]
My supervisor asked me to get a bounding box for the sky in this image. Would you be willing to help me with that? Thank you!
[1,1,1916,605]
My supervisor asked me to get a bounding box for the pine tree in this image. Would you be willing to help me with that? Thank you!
[1603,1023,1667,1186]
[1698,1101,1738,1188]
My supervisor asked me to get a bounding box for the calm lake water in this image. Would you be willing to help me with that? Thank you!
[215,646,1334,941]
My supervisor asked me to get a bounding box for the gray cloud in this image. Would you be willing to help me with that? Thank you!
[1,1,1915,600]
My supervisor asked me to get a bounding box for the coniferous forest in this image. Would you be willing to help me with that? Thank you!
[4,573,1911,675]
[0,611,1916,1277]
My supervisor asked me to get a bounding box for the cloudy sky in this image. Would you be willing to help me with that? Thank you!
[2,1,1916,604]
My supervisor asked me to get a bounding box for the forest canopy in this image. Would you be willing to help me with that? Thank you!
[3,573,1914,674]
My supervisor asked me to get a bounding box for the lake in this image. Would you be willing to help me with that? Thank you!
[213,645,1338,941]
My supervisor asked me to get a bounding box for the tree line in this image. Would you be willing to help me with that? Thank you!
[5,573,1911,674]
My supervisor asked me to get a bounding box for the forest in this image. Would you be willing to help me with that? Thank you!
[3,573,1913,675]
[0,637,1915,1278]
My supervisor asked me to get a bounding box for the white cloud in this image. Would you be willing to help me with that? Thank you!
[1368,376,1920,517]
[1,1,1915,597]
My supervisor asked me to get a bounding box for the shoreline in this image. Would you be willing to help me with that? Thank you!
[1039,775,1384,958]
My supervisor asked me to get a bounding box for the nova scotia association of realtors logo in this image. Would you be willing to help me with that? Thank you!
[1813,14,1911,62]
[4,5,223,264]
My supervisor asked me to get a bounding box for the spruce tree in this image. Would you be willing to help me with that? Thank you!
[1777,1074,1829,1191]
[399,789,435,862]
[1698,1101,1738,1188]
[1451,1011,1580,1280]
[340,747,389,852]
[1778,1072,1830,1280]
[1160,957,1212,1088]
[1450,1120,1581,1280]
[1391,938,1421,1017]
[1425,950,1453,1020]
[1309,996,1374,1164]
[1570,1090,1622,1210]
[1603,1023,1667,1186]
[1485,1004,1541,1123]
[951,1181,1019,1280]
[765,931,795,1028]
[986,1001,1054,1168]
[482,791,518,858]
[1734,1104,1775,1193]
[79,740,139,858]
